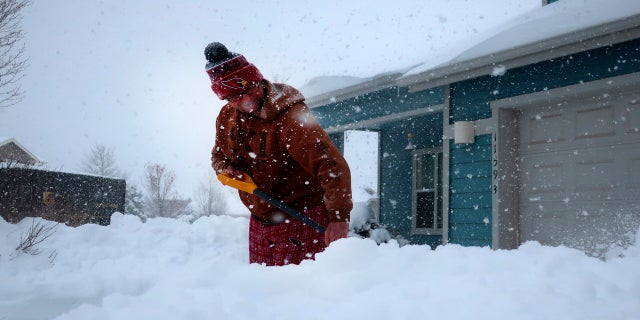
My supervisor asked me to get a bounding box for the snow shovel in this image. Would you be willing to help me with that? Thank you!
[217,173,326,234]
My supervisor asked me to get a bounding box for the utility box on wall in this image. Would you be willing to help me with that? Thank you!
[0,167,126,226]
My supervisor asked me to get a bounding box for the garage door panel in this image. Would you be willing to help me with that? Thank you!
[625,154,640,204]
[518,90,640,256]
[574,158,616,193]
[574,104,615,139]
[520,204,573,246]
[522,95,640,153]
[624,102,640,134]
[520,155,566,198]
[520,202,640,256]
[528,112,565,145]
[629,156,640,190]
[520,147,628,202]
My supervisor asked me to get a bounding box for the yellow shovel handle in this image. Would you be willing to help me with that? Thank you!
[217,173,326,234]
[217,173,258,194]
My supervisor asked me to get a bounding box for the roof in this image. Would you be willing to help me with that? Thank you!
[0,137,45,165]
[304,71,407,107]
[306,0,640,107]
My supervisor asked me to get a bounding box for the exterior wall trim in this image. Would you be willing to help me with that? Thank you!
[442,86,451,244]
[491,108,520,249]
[323,104,444,134]
[306,72,405,109]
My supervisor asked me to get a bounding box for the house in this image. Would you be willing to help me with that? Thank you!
[0,138,125,226]
[0,137,45,166]
[305,0,640,256]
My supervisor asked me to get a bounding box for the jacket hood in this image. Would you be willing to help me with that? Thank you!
[254,80,305,121]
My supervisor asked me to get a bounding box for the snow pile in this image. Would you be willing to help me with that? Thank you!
[1,213,639,320]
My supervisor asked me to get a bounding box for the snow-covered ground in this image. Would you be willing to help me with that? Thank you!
[1,211,639,320]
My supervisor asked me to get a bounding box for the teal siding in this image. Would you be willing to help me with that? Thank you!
[312,86,445,129]
[450,38,640,122]
[379,112,443,248]
[328,132,345,153]
[450,223,492,240]
[448,134,492,246]
[450,209,490,223]
[452,177,491,193]
[378,131,412,234]
[450,238,492,247]
[451,162,492,178]
[450,145,492,163]
[449,192,491,209]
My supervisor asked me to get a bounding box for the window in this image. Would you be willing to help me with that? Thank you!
[411,148,443,235]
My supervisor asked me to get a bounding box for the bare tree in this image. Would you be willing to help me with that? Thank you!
[194,173,227,218]
[143,163,190,218]
[79,144,148,220]
[0,0,30,108]
[80,144,122,178]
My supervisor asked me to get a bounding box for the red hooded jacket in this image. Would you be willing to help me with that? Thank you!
[212,80,352,223]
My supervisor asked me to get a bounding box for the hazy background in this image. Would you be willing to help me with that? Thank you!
[0,0,539,207]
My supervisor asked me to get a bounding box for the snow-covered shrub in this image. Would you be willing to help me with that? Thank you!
[349,198,405,245]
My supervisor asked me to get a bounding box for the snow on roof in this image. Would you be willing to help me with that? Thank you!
[299,75,372,99]
[404,0,640,77]
[303,68,416,107]
[306,0,640,102]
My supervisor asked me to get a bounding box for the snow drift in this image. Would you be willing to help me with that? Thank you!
[1,213,639,320]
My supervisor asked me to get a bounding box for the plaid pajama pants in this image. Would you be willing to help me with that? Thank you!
[249,205,328,266]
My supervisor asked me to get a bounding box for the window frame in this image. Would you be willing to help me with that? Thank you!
[410,147,443,235]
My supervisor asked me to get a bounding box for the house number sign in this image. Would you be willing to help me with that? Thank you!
[492,133,498,194]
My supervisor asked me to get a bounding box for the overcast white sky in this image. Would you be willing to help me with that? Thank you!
[0,0,540,203]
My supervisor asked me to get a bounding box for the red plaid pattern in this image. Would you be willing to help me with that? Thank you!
[249,205,328,266]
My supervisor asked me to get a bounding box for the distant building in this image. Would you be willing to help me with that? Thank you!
[0,137,45,166]
[0,138,125,226]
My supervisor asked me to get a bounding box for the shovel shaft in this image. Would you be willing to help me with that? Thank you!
[253,189,326,234]
[217,173,326,234]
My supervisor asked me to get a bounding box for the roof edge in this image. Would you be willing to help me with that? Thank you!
[306,71,404,109]
[0,138,46,164]
[398,13,640,91]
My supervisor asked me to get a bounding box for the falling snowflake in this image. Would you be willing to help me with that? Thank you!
[491,65,507,76]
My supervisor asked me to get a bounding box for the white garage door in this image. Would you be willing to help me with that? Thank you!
[519,90,640,256]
